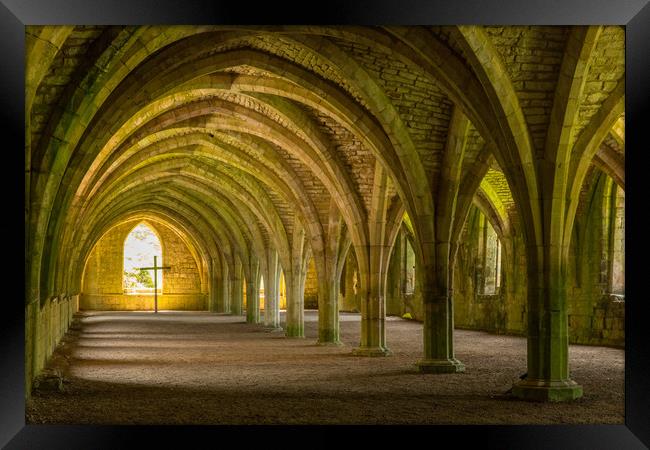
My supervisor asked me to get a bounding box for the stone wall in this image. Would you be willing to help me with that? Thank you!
[383,196,624,348]
[304,257,319,309]
[565,173,625,346]
[80,294,207,311]
[452,207,527,334]
[453,198,623,347]
[339,248,360,312]
[25,294,79,396]
[384,231,423,320]
[80,219,206,311]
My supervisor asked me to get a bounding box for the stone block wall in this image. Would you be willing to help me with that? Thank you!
[339,248,360,313]
[568,295,624,345]
[80,219,206,311]
[80,293,207,311]
[304,257,319,309]
[25,294,79,396]
[565,174,625,346]
[452,216,528,337]
[452,201,624,347]
[382,198,624,348]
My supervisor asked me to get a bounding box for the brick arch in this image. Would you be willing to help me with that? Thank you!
[563,90,625,259]
[25,26,75,115]
[73,111,314,274]
[451,27,541,253]
[62,35,426,292]
[475,185,510,239]
[71,199,227,289]
[31,30,440,312]
[96,173,269,278]
[53,89,359,302]
[28,27,258,304]
[377,28,536,223]
[82,148,291,266]
[77,124,321,250]
[77,212,212,300]
[56,168,249,294]
[79,216,206,311]
[593,141,625,191]
[71,176,248,274]
[77,186,256,287]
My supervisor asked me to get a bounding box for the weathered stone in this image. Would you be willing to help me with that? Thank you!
[25,25,625,408]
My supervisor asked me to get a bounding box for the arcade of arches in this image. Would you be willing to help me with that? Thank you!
[26,25,625,415]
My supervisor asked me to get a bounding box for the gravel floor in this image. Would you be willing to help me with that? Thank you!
[26,310,624,425]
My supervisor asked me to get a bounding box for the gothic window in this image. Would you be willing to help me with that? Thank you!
[242,279,247,309]
[478,212,502,295]
[123,222,163,295]
[279,271,287,310]
[609,185,625,297]
[405,238,415,295]
[259,276,265,309]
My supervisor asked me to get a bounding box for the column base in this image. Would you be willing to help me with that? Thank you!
[352,346,391,357]
[284,325,304,338]
[266,326,284,333]
[511,378,583,402]
[317,340,343,346]
[416,358,465,373]
[318,330,340,345]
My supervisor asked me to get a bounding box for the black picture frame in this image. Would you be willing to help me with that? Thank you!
[4,0,649,448]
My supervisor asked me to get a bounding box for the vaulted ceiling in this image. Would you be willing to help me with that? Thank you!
[25,26,625,301]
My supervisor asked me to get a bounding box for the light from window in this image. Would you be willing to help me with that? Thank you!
[610,185,624,296]
[405,239,415,295]
[481,212,501,295]
[259,276,265,310]
[123,223,162,295]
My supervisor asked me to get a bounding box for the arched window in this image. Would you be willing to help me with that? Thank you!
[123,222,163,295]
[405,239,416,295]
[279,270,287,310]
[609,185,625,297]
[478,211,502,295]
[242,279,247,309]
[259,276,265,310]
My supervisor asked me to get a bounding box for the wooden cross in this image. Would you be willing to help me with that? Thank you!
[135,255,171,313]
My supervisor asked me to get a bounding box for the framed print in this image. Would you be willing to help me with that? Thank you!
[4,0,649,448]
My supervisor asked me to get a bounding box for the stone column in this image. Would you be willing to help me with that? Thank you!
[352,245,390,356]
[508,26,603,401]
[317,269,341,344]
[246,261,260,324]
[208,258,218,312]
[264,250,281,329]
[416,244,465,373]
[285,224,308,338]
[284,258,307,337]
[229,258,243,316]
[511,250,582,401]
[317,202,343,345]
[353,163,391,356]
[25,302,38,398]
[222,264,230,313]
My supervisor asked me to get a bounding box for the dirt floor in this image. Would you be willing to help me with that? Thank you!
[26,310,625,425]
